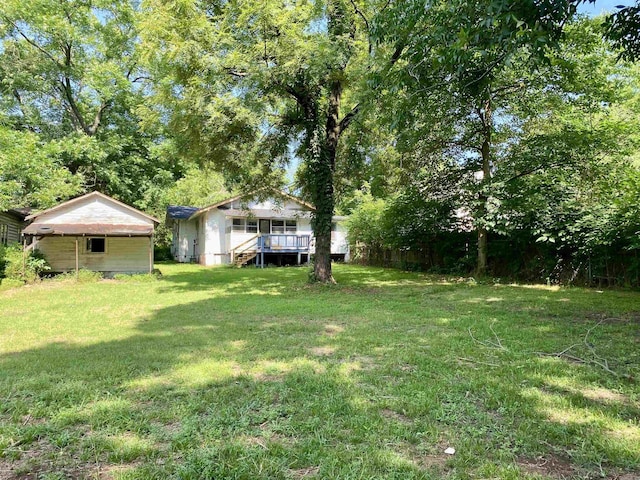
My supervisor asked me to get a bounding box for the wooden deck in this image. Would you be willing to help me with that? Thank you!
[232,234,311,267]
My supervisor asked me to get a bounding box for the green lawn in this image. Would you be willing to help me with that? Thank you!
[1,264,639,479]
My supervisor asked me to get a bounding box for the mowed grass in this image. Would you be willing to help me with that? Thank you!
[1,264,639,480]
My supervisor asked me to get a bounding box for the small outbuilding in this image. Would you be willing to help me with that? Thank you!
[0,208,30,246]
[22,192,159,276]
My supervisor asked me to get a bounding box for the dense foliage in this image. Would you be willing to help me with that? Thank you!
[0,243,50,283]
[1,1,640,284]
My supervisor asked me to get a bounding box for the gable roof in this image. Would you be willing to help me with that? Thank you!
[188,190,315,220]
[25,191,160,224]
[167,205,200,220]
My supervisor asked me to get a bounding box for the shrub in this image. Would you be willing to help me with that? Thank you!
[0,243,50,283]
[113,272,160,282]
[154,245,173,261]
[53,269,103,283]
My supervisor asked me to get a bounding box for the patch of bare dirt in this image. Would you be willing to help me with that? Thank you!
[289,466,320,478]
[399,363,416,373]
[517,455,576,479]
[350,355,378,370]
[394,440,452,472]
[381,408,413,425]
[608,473,640,480]
[309,346,335,356]
[414,454,449,469]
[323,324,344,336]
[252,372,286,382]
[96,461,143,479]
[581,387,630,404]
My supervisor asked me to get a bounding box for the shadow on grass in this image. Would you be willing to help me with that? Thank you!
[1,266,639,478]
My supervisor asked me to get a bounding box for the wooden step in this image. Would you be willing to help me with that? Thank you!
[234,252,257,267]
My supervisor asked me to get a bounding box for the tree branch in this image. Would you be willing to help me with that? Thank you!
[3,17,62,68]
[338,103,360,132]
[88,101,110,136]
[224,67,248,78]
[348,0,372,54]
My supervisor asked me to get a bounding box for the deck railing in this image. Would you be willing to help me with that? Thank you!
[257,234,310,252]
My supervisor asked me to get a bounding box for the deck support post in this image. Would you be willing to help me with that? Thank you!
[297,252,301,265]
[261,251,264,269]
[75,237,79,279]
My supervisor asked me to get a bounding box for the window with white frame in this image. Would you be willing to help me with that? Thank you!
[285,220,297,233]
[232,218,245,232]
[271,220,285,234]
[232,218,258,233]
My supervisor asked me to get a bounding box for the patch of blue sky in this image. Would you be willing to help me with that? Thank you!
[577,0,633,16]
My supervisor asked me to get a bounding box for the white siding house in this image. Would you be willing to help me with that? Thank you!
[167,192,349,266]
[22,192,159,276]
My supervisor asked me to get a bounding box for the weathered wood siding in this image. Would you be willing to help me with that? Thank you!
[37,196,151,226]
[36,236,151,274]
[0,213,24,245]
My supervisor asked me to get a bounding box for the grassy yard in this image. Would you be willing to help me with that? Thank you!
[0,263,639,479]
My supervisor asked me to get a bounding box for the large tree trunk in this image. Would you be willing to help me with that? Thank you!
[477,98,492,276]
[310,80,343,283]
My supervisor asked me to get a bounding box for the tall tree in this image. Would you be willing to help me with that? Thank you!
[141,0,377,282]
[370,0,584,275]
[0,0,179,208]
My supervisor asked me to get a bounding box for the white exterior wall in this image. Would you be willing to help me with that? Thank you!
[201,210,228,266]
[36,236,151,274]
[331,221,350,258]
[173,219,197,262]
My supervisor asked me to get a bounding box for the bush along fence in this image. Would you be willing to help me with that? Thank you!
[350,234,640,287]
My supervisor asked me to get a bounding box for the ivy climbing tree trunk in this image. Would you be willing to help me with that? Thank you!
[476,96,493,276]
[309,80,343,283]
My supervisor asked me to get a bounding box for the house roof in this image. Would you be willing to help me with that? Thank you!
[222,209,347,221]
[22,223,154,236]
[188,190,315,220]
[167,205,200,220]
[25,191,160,224]
[4,208,31,220]
[223,208,313,219]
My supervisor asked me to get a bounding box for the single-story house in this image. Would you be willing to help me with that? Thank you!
[22,192,159,276]
[0,208,30,246]
[167,191,349,266]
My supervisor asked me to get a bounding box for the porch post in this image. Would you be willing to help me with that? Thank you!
[75,237,79,279]
[261,251,264,269]
[297,252,301,265]
[149,235,153,274]
[22,237,26,276]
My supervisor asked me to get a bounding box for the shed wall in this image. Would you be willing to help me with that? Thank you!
[0,213,23,245]
[36,236,151,274]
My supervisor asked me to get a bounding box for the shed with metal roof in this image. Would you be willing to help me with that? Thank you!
[23,192,159,276]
